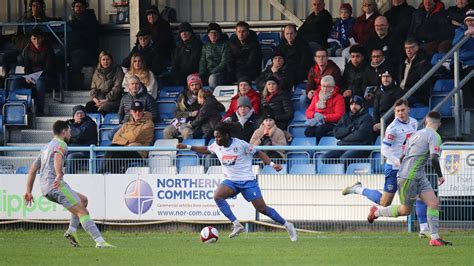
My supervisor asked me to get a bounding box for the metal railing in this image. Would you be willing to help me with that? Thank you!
[380,34,474,140]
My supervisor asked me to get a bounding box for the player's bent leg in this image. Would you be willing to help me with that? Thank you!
[214,183,243,238]
[65,192,89,244]
[368,204,412,223]
[419,191,451,246]
[379,192,395,207]
[251,198,297,242]
[67,204,114,248]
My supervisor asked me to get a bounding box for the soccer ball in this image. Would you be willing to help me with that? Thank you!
[200,226,219,243]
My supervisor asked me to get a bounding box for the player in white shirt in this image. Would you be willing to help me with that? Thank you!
[342,99,430,237]
[176,122,297,241]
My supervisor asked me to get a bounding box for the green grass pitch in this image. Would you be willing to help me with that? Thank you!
[1,230,473,265]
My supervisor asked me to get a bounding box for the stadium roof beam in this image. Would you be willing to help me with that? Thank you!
[267,0,303,27]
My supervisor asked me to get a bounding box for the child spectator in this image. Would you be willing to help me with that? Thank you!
[328,3,355,56]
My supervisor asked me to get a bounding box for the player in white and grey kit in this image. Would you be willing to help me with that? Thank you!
[177,122,297,241]
[342,99,430,237]
[23,120,114,248]
[367,111,452,246]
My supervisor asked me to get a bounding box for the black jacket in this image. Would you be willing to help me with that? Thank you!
[191,95,225,138]
[399,52,432,105]
[334,108,373,145]
[384,2,416,41]
[146,16,175,58]
[362,60,396,92]
[228,112,259,142]
[261,91,294,131]
[23,43,55,76]
[118,88,159,123]
[366,31,404,67]
[298,9,333,48]
[68,9,99,61]
[408,3,453,44]
[255,65,295,93]
[228,30,262,81]
[372,83,404,123]
[122,42,164,75]
[171,35,202,85]
[342,61,369,98]
[67,115,98,146]
[275,36,313,83]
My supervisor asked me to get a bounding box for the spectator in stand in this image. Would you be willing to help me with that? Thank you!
[118,75,158,124]
[447,0,472,31]
[399,39,432,105]
[171,22,203,86]
[276,24,313,83]
[199,23,230,91]
[144,5,174,58]
[372,70,404,132]
[342,45,369,102]
[101,100,154,174]
[320,95,373,163]
[228,21,262,81]
[11,28,55,115]
[250,107,287,159]
[223,77,261,120]
[298,0,333,50]
[305,75,345,142]
[21,0,53,22]
[366,16,404,67]
[255,52,295,93]
[183,89,225,141]
[122,29,164,76]
[122,53,158,99]
[327,3,355,56]
[301,48,342,108]
[384,0,416,42]
[68,0,99,90]
[408,0,453,57]
[66,105,98,173]
[350,0,380,47]
[163,74,202,140]
[452,9,474,108]
[261,76,294,132]
[362,48,395,103]
[85,51,124,114]
[224,96,259,142]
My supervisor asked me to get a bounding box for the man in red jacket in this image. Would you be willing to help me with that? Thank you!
[223,77,261,119]
[304,75,345,142]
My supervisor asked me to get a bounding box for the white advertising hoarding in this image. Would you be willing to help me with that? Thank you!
[440,151,474,197]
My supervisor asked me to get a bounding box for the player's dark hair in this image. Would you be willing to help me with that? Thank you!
[427,111,441,121]
[214,122,234,137]
[394,98,409,108]
[52,120,69,135]
[235,21,249,30]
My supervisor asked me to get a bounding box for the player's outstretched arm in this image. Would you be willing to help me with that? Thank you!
[176,143,210,154]
[430,154,445,185]
[24,162,40,206]
[256,150,282,171]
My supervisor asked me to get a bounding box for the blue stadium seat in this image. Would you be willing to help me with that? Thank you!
[183,138,206,147]
[157,100,177,122]
[15,166,29,174]
[261,164,287,174]
[291,137,316,146]
[346,163,372,174]
[318,136,337,146]
[432,79,454,92]
[257,32,280,46]
[200,34,209,44]
[289,163,316,174]
[293,83,306,97]
[368,107,374,116]
[154,126,166,140]
[176,154,200,173]
[287,152,311,170]
[409,106,429,120]
[374,136,381,145]
[288,123,306,138]
[7,88,32,108]
[159,86,183,100]
[99,127,113,146]
[292,111,306,122]
[0,89,5,109]
[87,113,102,128]
[371,152,383,174]
[261,45,275,68]
[317,163,345,174]
[103,113,119,125]
[429,95,453,117]
[3,102,27,125]
[292,98,306,112]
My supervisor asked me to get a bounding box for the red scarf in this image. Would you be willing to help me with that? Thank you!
[29,42,48,53]
[265,91,278,103]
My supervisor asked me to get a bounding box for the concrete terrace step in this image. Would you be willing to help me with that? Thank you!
[34,116,70,130]
[21,129,54,143]
[48,103,78,116]
[5,143,46,157]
